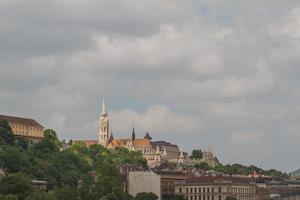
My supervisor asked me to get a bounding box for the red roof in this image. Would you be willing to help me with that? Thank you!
[184,176,254,185]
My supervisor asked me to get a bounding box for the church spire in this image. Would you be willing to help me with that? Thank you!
[144,132,152,141]
[101,98,107,115]
[132,127,136,141]
[98,98,109,147]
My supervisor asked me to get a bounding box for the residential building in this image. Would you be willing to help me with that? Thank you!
[175,176,270,200]
[154,170,188,200]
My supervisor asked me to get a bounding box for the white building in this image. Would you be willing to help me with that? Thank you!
[128,171,161,200]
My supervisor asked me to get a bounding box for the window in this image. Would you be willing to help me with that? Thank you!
[179,188,182,193]
[186,188,189,194]
[191,188,193,193]
[218,187,222,193]
[212,188,214,193]
[195,188,197,193]
[218,195,221,200]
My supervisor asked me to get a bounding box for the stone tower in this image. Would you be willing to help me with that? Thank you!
[98,98,109,147]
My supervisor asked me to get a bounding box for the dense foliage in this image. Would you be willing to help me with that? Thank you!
[189,148,288,178]
[0,120,147,200]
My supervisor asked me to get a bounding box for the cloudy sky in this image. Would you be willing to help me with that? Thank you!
[1,0,300,172]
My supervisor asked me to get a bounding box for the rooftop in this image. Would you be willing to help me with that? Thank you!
[0,115,44,128]
[182,176,255,185]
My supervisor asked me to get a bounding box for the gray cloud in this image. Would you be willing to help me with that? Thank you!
[0,0,300,172]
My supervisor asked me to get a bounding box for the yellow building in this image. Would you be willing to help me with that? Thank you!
[0,115,44,142]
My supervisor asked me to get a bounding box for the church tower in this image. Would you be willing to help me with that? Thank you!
[98,98,109,147]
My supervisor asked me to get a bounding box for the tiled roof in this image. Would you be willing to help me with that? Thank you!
[151,141,179,149]
[0,115,44,128]
[184,176,254,184]
[133,138,152,148]
[107,138,152,149]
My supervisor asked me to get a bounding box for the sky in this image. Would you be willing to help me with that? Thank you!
[0,0,300,172]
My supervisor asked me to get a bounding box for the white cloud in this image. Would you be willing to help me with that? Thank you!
[230,131,266,145]
[0,0,300,171]
[110,105,203,138]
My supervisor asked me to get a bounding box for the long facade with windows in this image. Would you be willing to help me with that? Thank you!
[175,176,270,200]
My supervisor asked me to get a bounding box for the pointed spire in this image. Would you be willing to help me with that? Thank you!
[179,151,184,159]
[108,131,114,142]
[101,98,107,115]
[132,127,136,141]
[144,132,152,140]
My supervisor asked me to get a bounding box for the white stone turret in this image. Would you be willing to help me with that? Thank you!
[98,98,109,147]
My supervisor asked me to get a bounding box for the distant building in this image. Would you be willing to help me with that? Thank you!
[120,164,144,192]
[32,180,47,191]
[154,170,188,200]
[175,176,270,200]
[127,171,161,200]
[0,115,44,142]
[171,147,219,168]
[74,99,181,166]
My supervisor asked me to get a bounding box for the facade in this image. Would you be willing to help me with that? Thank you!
[127,171,161,200]
[0,115,44,142]
[154,170,188,200]
[175,176,270,200]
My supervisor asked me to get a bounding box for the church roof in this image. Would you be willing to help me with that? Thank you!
[144,132,152,140]
[107,138,152,149]
[151,141,179,149]
[133,138,151,148]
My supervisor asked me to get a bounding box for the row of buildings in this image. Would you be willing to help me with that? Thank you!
[124,169,271,200]
[124,168,300,200]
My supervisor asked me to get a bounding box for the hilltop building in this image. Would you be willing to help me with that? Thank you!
[171,147,219,168]
[74,99,180,166]
[0,115,44,142]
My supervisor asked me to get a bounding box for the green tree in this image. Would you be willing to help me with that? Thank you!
[78,173,97,200]
[190,149,203,159]
[135,192,158,200]
[0,120,15,145]
[194,162,210,170]
[0,173,33,200]
[0,194,18,200]
[25,191,56,200]
[53,185,78,200]
[94,163,123,197]
[0,147,30,173]
[33,129,61,156]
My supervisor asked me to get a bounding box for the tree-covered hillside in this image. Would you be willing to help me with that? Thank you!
[0,120,148,200]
